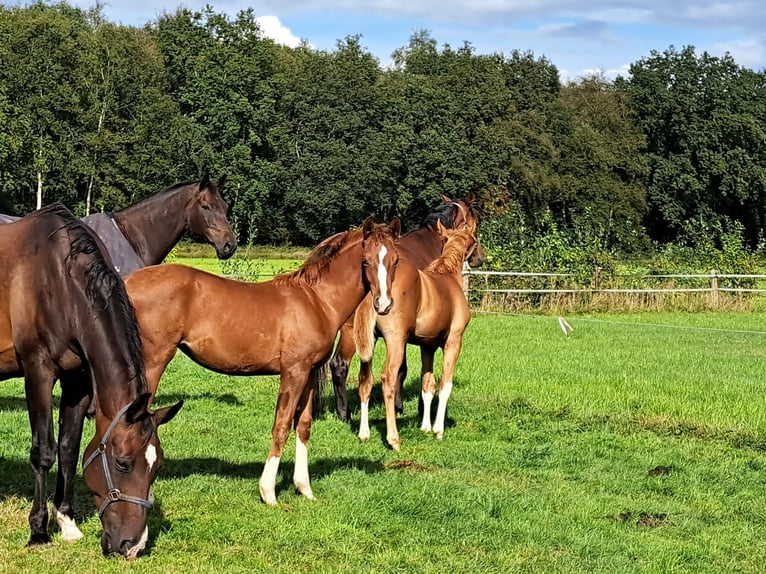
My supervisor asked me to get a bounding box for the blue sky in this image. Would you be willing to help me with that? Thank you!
[14,1,766,81]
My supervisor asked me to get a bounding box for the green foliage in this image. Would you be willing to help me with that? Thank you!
[2,3,766,262]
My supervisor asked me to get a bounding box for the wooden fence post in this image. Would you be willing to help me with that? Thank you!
[710,269,719,308]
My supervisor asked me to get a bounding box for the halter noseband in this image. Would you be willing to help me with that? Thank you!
[82,402,154,517]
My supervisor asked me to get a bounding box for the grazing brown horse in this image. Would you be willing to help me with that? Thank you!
[327,194,485,421]
[0,174,236,276]
[0,204,183,558]
[124,217,401,505]
[355,221,477,450]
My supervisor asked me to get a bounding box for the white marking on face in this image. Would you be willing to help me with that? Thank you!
[375,245,392,310]
[145,444,157,471]
[126,527,148,560]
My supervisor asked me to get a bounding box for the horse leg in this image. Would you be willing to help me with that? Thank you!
[419,347,437,433]
[329,322,355,423]
[382,339,406,451]
[259,364,310,506]
[144,342,180,401]
[395,354,407,415]
[23,359,56,546]
[293,369,317,500]
[53,369,92,542]
[356,358,374,442]
[432,333,464,440]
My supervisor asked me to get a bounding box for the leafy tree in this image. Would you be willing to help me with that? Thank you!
[618,45,766,246]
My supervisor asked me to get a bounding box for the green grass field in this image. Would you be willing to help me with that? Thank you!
[2,311,766,573]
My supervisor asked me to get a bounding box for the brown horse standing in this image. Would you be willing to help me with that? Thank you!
[1,174,237,277]
[83,174,237,275]
[124,217,401,505]
[355,222,478,450]
[0,205,182,558]
[328,194,485,421]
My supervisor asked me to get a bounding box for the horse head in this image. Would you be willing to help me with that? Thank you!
[361,216,401,315]
[440,192,486,268]
[186,174,237,259]
[82,393,183,559]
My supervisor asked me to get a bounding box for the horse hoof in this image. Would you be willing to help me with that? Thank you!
[259,486,278,507]
[435,431,444,440]
[27,533,52,546]
[388,439,401,452]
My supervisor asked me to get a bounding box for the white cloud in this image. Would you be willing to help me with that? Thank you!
[256,15,304,48]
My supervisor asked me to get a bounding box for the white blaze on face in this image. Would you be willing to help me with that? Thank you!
[145,444,158,471]
[375,245,392,310]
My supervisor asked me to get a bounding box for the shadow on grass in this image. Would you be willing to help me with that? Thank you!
[160,455,386,483]
[153,392,242,407]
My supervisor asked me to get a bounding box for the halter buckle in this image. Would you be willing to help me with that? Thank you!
[108,488,122,502]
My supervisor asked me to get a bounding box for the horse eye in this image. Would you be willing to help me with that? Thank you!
[115,459,132,473]
[362,260,370,267]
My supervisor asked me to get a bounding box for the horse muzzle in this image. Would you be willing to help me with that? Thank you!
[216,239,237,260]
[373,296,393,315]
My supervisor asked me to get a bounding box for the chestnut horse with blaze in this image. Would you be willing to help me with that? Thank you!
[327,193,485,422]
[124,217,401,505]
[0,204,182,558]
[355,222,479,450]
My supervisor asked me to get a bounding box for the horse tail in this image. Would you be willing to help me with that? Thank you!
[353,296,377,362]
[311,362,328,417]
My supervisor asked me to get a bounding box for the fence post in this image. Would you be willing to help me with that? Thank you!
[462,262,470,298]
[593,266,602,290]
[710,269,719,308]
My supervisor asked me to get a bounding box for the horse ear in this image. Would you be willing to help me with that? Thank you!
[216,174,227,192]
[441,194,453,204]
[389,216,401,239]
[125,392,152,424]
[465,192,475,206]
[199,173,211,191]
[362,217,375,239]
[154,400,184,426]
[435,219,448,237]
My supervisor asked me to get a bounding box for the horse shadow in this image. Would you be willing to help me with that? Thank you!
[160,454,386,487]
[153,392,242,407]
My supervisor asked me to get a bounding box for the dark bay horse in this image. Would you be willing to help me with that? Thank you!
[0,174,236,276]
[356,221,477,450]
[0,204,183,558]
[123,218,401,505]
[327,193,485,422]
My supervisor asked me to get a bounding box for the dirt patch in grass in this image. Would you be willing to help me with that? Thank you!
[384,459,433,472]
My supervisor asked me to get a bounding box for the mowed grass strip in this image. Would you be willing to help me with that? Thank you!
[1,311,766,573]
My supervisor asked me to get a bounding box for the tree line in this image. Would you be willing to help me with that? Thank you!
[2,2,766,269]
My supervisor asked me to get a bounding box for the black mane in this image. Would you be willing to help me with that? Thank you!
[420,199,475,230]
[48,205,147,389]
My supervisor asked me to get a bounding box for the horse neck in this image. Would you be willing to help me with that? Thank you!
[398,227,444,267]
[112,186,192,265]
[305,241,366,330]
[80,326,144,421]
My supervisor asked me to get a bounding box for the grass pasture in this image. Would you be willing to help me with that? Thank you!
[1,311,766,572]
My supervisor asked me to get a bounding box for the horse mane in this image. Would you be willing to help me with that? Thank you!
[123,180,198,209]
[274,228,364,287]
[53,206,147,389]
[424,229,473,274]
[420,198,477,231]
